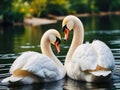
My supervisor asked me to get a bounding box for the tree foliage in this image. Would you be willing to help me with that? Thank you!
[69,0,89,13]
[109,0,120,11]
[95,0,112,12]
[30,0,47,17]
[0,0,120,23]
[12,0,31,17]
[41,0,69,16]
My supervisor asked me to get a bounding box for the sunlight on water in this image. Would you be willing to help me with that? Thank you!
[109,40,120,44]
[20,45,35,49]
[0,54,20,59]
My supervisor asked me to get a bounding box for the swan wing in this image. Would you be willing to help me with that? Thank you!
[20,52,60,81]
[92,40,115,71]
[10,51,60,81]
[71,43,97,71]
[10,51,33,74]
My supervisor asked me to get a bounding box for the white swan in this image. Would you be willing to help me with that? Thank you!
[62,15,115,82]
[2,29,66,84]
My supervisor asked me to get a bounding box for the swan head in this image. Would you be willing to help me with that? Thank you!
[62,15,75,40]
[45,29,61,53]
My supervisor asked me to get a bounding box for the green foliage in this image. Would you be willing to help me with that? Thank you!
[30,0,47,17]
[12,0,31,17]
[42,4,67,16]
[69,0,88,13]
[0,0,24,24]
[69,0,99,13]
[3,11,24,23]
[109,0,120,11]
[95,0,112,12]
[0,0,120,24]
[0,0,12,23]
[0,0,12,14]
[41,0,69,16]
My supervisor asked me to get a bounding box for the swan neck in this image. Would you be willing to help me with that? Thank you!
[41,35,64,68]
[65,19,84,63]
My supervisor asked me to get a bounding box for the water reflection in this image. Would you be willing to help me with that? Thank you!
[0,76,119,90]
[0,79,65,90]
[64,78,115,90]
[0,15,120,90]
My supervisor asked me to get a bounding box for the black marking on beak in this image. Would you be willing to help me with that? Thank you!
[62,25,67,32]
[55,37,61,44]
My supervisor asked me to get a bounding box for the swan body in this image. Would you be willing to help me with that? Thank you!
[62,15,115,82]
[2,29,66,84]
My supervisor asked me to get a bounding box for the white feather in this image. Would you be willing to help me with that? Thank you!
[92,40,115,70]
[71,43,97,71]
[90,70,111,76]
[11,52,61,81]
[63,15,115,82]
[2,30,66,84]
[2,76,22,83]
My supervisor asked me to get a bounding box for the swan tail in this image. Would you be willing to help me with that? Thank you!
[90,70,112,77]
[1,76,22,83]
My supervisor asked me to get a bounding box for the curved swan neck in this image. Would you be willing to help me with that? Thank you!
[65,17,84,63]
[40,34,63,68]
[41,35,57,61]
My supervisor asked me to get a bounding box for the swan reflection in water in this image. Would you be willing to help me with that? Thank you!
[1,76,117,90]
[0,79,65,90]
[64,78,115,90]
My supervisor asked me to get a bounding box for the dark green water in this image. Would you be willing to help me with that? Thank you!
[0,15,120,90]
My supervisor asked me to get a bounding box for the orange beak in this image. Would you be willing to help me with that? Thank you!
[64,28,70,41]
[55,41,60,54]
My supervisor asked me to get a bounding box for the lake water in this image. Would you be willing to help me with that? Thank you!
[0,15,120,90]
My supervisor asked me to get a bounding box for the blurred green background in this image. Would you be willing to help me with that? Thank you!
[0,0,120,24]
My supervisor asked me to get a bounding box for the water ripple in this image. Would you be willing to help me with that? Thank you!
[20,45,35,49]
[0,53,20,59]
[85,30,120,35]
[109,40,120,44]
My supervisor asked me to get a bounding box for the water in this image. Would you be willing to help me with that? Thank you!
[0,15,120,90]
